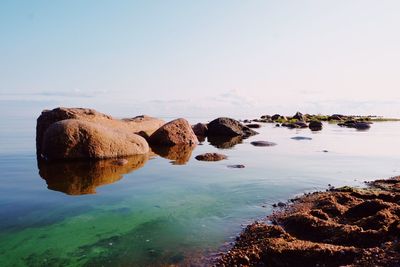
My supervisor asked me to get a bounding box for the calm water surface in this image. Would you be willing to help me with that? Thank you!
[1,116,400,266]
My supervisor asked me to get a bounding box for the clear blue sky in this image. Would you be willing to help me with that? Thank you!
[1,0,399,118]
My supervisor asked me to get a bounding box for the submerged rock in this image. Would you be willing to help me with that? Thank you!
[338,120,372,130]
[149,118,198,146]
[291,136,312,141]
[195,153,227,161]
[250,141,277,147]
[354,122,371,130]
[207,117,258,137]
[309,121,323,131]
[227,164,245,168]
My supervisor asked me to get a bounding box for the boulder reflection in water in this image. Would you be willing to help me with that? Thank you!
[151,144,195,165]
[207,135,243,149]
[38,154,148,195]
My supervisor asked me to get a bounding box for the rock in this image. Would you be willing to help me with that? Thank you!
[338,120,372,130]
[246,123,261,129]
[294,121,308,128]
[293,112,306,121]
[251,141,277,147]
[354,122,371,130]
[283,121,308,129]
[309,121,323,131]
[208,117,258,137]
[275,124,280,127]
[38,154,148,195]
[329,114,345,121]
[260,115,271,120]
[228,164,245,168]
[192,123,208,137]
[149,118,198,146]
[271,114,281,121]
[195,153,227,161]
[36,107,164,158]
[42,119,149,160]
[291,136,312,140]
[151,144,195,165]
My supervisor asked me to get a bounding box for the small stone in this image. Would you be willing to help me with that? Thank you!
[228,164,245,168]
[195,153,227,161]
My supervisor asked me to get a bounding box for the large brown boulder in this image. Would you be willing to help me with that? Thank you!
[42,119,149,160]
[36,107,165,158]
[207,117,258,137]
[149,118,198,146]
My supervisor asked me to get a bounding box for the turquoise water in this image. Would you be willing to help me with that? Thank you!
[1,116,400,266]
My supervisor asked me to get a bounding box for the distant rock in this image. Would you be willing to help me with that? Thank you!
[338,120,372,130]
[251,141,277,147]
[309,121,323,131]
[283,121,308,129]
[271,114,281,121]
[208,117,258,137]
[294,121,308,128]
[246,123,262,129]
[354,122,371,130]
[291,136,312,141]
[329,114,345,121]
[42,119,149,160]
[293,112,306,121]
[195,153,227,161]
[192,123,208,137]
[149,118,198,146]
[228,164,245,168]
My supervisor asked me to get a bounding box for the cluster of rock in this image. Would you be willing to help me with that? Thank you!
[37,108,261,163]
[193,117,259,161]
[245,112,377,131]
[36,107,197,161]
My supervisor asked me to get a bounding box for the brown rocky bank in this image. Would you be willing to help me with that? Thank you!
[216,176,400,267]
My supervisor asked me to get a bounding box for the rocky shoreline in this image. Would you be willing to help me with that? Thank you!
[35,108,400,265]
[36,108,399,162]
[216,176,400,267]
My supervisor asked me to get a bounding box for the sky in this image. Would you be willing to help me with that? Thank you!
[1,0,400,119]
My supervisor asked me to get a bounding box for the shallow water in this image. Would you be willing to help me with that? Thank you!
[1,117,400,266]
